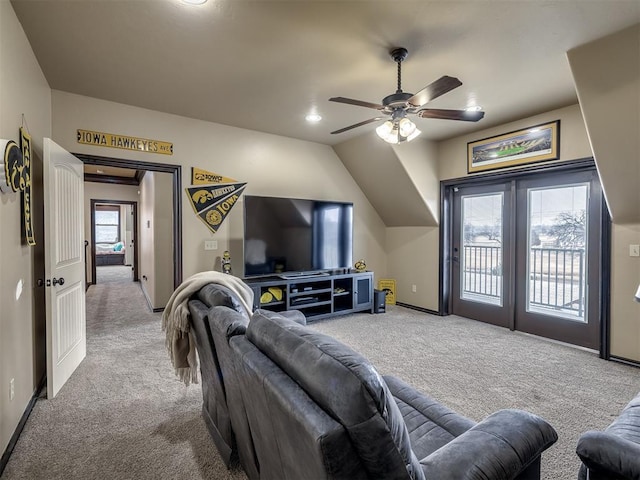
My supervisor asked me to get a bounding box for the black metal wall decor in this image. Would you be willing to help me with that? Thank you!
[1,138,22,194]
[1,129,35,245]
[20,127,35,245]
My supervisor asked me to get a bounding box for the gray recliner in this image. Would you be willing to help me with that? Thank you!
[230,309,559,480]
[188,284,250,468]
[188,285,306,479]
[576,391,640,480]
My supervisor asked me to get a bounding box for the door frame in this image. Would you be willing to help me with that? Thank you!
[90,199,138,285]
[75,153,183,289]
[439,158,612,358]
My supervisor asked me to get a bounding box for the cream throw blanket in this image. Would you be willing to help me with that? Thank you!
[161,271,254,385]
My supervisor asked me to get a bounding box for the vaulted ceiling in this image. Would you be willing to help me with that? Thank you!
[10,0,640,146]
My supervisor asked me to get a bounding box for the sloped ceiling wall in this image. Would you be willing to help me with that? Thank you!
[333,132,439,227]
[567,23,640,224]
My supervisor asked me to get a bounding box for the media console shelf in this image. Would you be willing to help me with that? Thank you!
[244,270,374,321]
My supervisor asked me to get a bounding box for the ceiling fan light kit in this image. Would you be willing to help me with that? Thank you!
[376,117,421,144]
[330,47,485,143]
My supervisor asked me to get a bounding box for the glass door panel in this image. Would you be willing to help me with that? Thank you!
[461,193,504,306]
[527,184,588,321]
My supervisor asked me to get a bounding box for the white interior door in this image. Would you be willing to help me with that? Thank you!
[44,138,86,398]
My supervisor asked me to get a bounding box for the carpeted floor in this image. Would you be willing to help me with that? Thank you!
[95,265,133,284]
[3,281,242,480]
[2,282,639,479]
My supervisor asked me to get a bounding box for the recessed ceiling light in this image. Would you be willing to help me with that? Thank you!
[465,105,483,112]
[182,0,207,5]
[305,113,322,123]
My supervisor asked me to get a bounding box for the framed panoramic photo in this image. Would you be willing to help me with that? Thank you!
[467,120,560,173]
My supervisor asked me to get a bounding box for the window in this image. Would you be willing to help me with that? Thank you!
[95,206,120,243]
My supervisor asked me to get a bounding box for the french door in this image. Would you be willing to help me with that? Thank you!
[450,168,604,350]
[452,182,513,328]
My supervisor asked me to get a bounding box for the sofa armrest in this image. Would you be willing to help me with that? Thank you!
[278,310,307,325]
[254,308,307,325]
[420,409,557,480]
[576,431,640,480]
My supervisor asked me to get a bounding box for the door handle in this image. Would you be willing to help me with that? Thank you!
[52,277,65,286]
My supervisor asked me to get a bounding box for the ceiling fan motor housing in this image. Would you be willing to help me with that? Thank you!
[382,91,413,108]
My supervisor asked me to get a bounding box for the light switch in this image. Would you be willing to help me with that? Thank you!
[204,240,218,251]
[630,244,640,257]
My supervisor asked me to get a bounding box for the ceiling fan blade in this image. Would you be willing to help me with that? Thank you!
[329,97,385,110]
[331,117,385,134]
[407,76,463,107]
[417,108,485,122]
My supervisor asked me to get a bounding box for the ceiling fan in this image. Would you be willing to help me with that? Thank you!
[329,47,485,143]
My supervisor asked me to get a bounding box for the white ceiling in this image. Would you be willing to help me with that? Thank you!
[10,0,640,146]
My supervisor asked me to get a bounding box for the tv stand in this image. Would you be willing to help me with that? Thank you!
[244,270,374,321]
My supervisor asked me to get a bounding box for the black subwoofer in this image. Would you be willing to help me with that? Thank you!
[373,289,386,313]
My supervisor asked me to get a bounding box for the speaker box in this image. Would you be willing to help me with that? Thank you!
[373,289,386,313]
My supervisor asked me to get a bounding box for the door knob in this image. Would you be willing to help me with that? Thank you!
[52,277,65,286]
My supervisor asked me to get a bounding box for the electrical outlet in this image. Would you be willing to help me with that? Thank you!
[411,284,417,293]
[10,378,14,401]
[204,240,218,251]
[630,244,640,257]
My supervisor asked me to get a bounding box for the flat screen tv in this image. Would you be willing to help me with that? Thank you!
[243,195,353,277]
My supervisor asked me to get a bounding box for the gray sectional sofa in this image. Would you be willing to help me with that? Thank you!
[576,392,640,480]
[187,283,558,479]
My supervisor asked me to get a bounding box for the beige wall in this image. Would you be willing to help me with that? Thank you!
[0,0,52,456]
[568,24,640,224]
[386,227,440,310]
[50,90,388,284]
[83,181,139,284]
[333,132,437,227]
[139,172,156,308]
[610,223,640,361]
[392,139,440,224]
[153,172,174,308]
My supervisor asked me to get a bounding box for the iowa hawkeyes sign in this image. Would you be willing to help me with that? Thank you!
[186,168,246,234]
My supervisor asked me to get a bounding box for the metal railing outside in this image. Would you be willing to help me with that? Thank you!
[461,245,586,318]
[462,245,502,302]
[529,247,585,318]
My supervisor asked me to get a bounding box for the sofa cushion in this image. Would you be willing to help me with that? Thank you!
[383,375,476,461]
[246,310,425,480]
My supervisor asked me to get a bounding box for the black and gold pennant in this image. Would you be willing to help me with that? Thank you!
[194,185,247,234]
[186,182,247,214]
